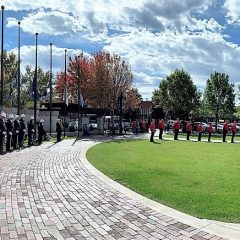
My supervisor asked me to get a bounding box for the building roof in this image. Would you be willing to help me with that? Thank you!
[141,101,152,109]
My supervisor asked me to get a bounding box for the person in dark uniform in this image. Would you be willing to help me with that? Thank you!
[19,114,26,147]
[173,118,180,140]
[149,119,156,142]
[56,119,63,142]
[0,111,7,154]
[27,116,35,146]
[12,115,20,149]
[38,119,45,145]
[158,119,165,140]
[6,114,14,152]
[223,120,229,142]
[186,121,192,141]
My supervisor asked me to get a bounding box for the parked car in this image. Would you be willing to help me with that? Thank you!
[122,120,131,131]
[193,122,207,132]
[209,122,223,133]
[88,120,97,130]
[228,123,240,133]
[166,120,175,130]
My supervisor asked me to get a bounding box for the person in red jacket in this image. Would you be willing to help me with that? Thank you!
[173,118,180,140]
[223,120,229,142]
[158,119,165,140]
[149,120,156,142]
[186,121,192,141]
[207,122,213,142]
[231,121,237,143]
[197,122,203,141]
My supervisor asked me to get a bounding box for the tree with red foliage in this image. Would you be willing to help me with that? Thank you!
[55,51,141,115]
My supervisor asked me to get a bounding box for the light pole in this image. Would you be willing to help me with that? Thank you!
[0,5,4,111]
[17,21,21,115]
[49,43,53,136]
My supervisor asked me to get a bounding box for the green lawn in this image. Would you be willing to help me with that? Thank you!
[87,139,240,223]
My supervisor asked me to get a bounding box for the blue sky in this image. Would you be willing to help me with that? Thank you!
[1,0,240,99]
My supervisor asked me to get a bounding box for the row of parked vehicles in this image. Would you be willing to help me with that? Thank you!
[166,120,240,134]
[68,119,132,132]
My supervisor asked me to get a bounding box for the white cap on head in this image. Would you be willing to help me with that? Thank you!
[40,119,44,123]
[21,114,26,118]
[30,116,34,120]
[8,114,14,119]
[15,114,19,119]
[0,111,6,118]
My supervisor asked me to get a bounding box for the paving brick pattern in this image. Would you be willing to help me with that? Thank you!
[0,138,227,240]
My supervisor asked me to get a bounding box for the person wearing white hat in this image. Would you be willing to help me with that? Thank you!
[27,116,35,146]
[19,114,26,147]
[0,112,7,154]
[6,114,14,152]
[12,115,20,149]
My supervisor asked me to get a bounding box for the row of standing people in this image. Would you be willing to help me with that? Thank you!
[0,112,46,154]
[149,118,237,143]
[131,120,149,134]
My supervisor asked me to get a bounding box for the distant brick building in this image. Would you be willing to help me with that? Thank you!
[139,100,152,119]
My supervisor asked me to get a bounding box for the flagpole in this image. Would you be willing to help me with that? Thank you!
[77,56,80,138]
[34,32,38,128]
[64,49,67,138]
[49,43,52,136]
[17,21,21,115]
[0,5,4,110]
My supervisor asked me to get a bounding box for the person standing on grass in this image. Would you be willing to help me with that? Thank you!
[231,121,237,143]
[223,120,229,142]
[207,122,213,142]
[186,121,192,141]
[173,118,180,140]
[197,122,203,141]
[158,119,165,140]
[149,120,156,142]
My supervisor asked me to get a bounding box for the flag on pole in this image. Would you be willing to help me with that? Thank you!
[31,70,39,100]
[79,92,85,107]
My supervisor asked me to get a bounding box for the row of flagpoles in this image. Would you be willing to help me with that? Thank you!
[0,6,58,136]
[0,5,86,137]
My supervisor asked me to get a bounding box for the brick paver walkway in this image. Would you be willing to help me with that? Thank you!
[0,138,230,240]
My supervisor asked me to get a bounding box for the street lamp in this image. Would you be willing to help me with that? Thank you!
[0,5,4,111]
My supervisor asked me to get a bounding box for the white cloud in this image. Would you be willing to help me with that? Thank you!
[224,0,240,25]
[103,29,240,98]
[9,45,87,76]
[2,0,240,99]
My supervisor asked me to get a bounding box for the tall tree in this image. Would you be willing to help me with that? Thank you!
[152,69,201,119]
[89,52,133,111]
[20,65,49,109]
[55,53,93,105]
[2,51,18,107]
[203,72,235,124]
